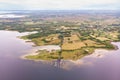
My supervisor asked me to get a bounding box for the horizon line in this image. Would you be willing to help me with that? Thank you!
[0,9,119,11]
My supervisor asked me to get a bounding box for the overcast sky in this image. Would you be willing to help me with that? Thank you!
[0,0,119,10]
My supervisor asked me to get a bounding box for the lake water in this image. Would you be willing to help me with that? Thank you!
[0,30,120,80]
[0,14,27,18]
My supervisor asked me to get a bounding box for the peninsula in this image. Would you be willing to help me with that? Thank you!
[0,11,120,60]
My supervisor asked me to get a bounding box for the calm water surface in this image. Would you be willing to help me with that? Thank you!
[0,30,120,80]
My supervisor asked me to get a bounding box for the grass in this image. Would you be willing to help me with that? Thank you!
[62,41,85,50]
[21,34,61,46]
[23,30,118,61]
[25,50,60,60]
[25,47,96,61]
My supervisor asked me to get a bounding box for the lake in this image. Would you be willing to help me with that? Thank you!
[0,30,120,80]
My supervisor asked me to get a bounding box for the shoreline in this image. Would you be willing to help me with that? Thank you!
[21,42,119,61]
[21,45,61,61]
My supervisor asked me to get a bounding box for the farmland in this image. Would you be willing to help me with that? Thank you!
[0,10,120,60]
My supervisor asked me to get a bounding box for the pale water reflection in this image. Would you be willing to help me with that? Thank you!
[1,30,120,80]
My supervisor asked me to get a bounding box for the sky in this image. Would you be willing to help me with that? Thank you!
[0,0,119,10]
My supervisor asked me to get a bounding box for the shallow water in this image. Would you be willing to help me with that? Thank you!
[0,30,120,80]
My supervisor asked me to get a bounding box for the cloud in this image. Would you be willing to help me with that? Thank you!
[0,0,119,10]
